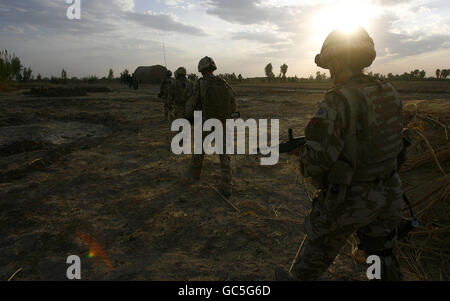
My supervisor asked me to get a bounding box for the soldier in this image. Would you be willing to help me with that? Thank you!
[158,70,173,121]
[276,27,405,281]
[185,56,237,197]
[168,67,193,120]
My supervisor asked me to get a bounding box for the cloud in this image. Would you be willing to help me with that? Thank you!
[371,12,450,61]
[206,0,273,25]
[0,0,448,78]
[125,11,206,36]
[0,0,205,36]
[231,30,289,44]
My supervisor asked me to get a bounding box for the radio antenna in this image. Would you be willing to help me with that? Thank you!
[163,41,167,68]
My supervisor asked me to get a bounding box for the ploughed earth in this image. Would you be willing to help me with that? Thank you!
[0,80,448,280]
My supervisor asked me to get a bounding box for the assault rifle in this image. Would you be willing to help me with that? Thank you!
[279,128,306,153]
[397,194,420,240]
[257,128,306,154]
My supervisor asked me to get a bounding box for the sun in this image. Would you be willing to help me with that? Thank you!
[313,0,380,42]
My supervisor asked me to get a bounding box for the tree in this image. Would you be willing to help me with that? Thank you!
[238,74,243,82]
[21,67,32,82]
[108,69,114,80]
[36,73,42,81]
[441,69,449,79]
[120,69,130,86]
[61,69,67,81]
[436,69,440,78]
[0,50,22,81]
[315,71,323,80]
[280,63,288,79]
[419,70,426,79]
[265,63,275,81]
[121,69,129,78]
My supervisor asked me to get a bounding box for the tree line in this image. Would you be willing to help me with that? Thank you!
[1,50,449,85]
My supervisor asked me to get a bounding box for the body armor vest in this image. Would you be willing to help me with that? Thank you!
[199,76,232,122]
[173,78,188,106]
[335,79,403,182]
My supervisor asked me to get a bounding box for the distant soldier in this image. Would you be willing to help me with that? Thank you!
[168,67,193,120]
[158,70,173,121]
[185,56,237,197]
[276,27,405,281]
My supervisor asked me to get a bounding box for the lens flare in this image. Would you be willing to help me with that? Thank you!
[313,0,380,43]
[77,232,114,269]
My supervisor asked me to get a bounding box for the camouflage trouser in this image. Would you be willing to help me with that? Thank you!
[190,153,232,192]
[163,97,169,120]
[173,104,185,120]
[292,172,404,281]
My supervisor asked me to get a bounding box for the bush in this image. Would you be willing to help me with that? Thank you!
[0,50,21,81]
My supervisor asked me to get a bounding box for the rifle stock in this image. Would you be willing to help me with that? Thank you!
[257,128,306,154]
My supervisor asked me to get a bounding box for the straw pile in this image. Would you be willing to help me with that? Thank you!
[398,99,449,281]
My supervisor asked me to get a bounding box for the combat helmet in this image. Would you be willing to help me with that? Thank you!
[175,67,187,76]
[198,56,217,73]
[315,26,376,71]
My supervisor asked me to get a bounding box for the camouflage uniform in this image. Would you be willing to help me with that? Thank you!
[168,67,193,120]
[185,57,237,196]
[288,28,405,281]
[158,71,173,121]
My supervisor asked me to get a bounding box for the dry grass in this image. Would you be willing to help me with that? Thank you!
[398,99,449,281]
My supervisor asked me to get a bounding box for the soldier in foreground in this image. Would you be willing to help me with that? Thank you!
[168,67,192,120]
[276,27,405,280]
[158,70,173,121]
[184,56,237,197]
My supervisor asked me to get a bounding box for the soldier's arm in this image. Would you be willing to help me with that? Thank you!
[158,81,163,97]
[229,86,237,112]
[185,80,201,120]
[224,79,237,112]
[299,92,347,187]
[166,82,173,105]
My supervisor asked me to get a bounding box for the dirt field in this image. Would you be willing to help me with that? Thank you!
[0,80,449,280]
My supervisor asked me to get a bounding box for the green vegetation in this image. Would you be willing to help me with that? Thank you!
[0,50,21,81]
[108,69,114,80]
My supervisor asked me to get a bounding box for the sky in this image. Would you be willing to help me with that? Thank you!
[0,0,449,78]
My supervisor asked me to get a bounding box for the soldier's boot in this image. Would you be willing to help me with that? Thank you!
[380,254,404,281]
[274,266,294,281]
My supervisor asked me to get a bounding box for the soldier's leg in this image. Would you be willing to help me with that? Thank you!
[174,105,185,120]
[357,173,404,281]
[291,197,355,280]
[164,98,169,120]
[190,153,204,180]
[290,181,390,280]
[219,154,232,197]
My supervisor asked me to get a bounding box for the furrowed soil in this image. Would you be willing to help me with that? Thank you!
[0,80,449,281]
